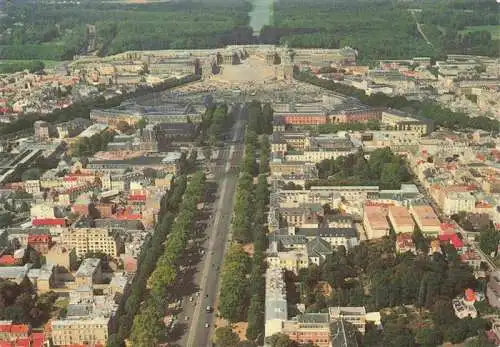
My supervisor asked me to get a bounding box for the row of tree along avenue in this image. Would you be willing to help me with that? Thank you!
[128,171,205,346]
[215,103,271,347]
[106,172,205,346]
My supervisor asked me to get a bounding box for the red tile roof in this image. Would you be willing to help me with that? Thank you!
[113,214,142,220]
[128,194,146,201]
[10,325,29,335]
[32,218,66,227]
[0,255,19,265]
[439,232,464,249]
[14,338,29,347]
[461,250,481,261]
[27,234,51,244]
[440,223,455,234]
[0,324,12,333]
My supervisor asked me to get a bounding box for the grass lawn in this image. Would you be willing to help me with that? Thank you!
[460,25,500,40]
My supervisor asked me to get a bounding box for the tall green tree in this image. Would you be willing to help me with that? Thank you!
[479,227,499,256]
[215,326,240,347]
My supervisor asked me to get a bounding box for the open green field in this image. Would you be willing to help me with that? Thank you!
[460,25,500,40]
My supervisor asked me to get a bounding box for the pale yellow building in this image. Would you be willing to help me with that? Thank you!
[267,248,309,274]
[51,317,109,346]
[381,109,432,135]
[60,228,120,258]
[154,174,174,190]
[45,244,71,270]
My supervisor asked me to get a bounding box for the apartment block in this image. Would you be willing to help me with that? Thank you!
[409,204,441,235]
[363,205,390,239]
[282,313,331,347]
[60,228,121,258]
[388,205,415,234]
[75,258,102,287]
[381,109,433,135]
[443,191,475,216]
[51,317,109,346]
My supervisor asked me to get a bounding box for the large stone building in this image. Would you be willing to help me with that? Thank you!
[51,317,110,346]
[90,102,204,126]
[381,109,433,135]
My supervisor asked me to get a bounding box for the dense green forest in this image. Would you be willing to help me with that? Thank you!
[0,0,253,60]
[1,0,497,62]
[416,0,499,57]
[0,60,45,74]
[311,148,411,189]
[262,0,499,62]
[294,238,493,346]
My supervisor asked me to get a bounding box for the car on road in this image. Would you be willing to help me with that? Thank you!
[206,305,213,313]
[204,322,209,328]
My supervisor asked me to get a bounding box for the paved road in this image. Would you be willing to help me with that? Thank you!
[168,103,246,347]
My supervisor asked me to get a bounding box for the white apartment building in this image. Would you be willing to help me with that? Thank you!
[329,306,367,334]
[443,191,475,216]
[24,180,41,194]
[265,266,288,338]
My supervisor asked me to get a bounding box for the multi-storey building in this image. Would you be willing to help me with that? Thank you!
[442,191,476,216]
[51,316,109,346]
[409,204,441,235]
[265,266,288,338]
[27,234,52,254]
[329,307,367,334]
[329,105,382,124]
[282,313,331,347]
[274,113,327,126]
[363,205,390,239]
[388,205,415,234]
[60,228,121,258]
[75,258,102,287]
[90,103,203,126]
[381,109,433,135]
[24,180,41,194]
[34,120,51,141]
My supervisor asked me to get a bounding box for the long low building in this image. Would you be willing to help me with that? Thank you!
[274,112,327,126]
[90,102,204,126]
[265,266,288,338]
[87,153,181,173]
[409,204,441,235]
